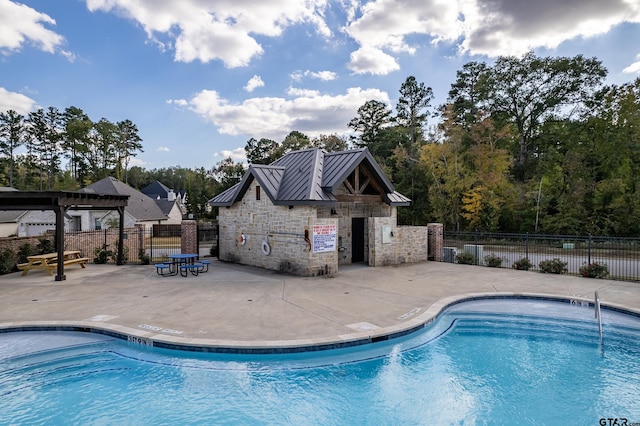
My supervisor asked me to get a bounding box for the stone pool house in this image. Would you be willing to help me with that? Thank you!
[209,147,442,276]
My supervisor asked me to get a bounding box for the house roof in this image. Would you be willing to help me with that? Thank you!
[209,148,410,207]
[81,177,167,221]
[141,180,171,199]
[0,210,25,223]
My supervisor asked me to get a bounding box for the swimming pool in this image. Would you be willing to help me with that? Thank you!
[1,298,639,424]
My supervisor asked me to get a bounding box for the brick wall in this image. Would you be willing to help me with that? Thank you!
[427,223,444,261]
[181,220,198,254]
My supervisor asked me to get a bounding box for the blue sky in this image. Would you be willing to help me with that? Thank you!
[2,0,640,170]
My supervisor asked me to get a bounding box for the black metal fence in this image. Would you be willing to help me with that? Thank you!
[443,231,640,282]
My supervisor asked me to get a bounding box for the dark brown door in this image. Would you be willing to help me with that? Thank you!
[352,218,365,263]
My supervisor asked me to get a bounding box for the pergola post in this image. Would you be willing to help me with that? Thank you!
[117,206,125,265]
[55,206,67,281]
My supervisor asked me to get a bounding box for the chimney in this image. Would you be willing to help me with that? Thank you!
[168,189,175,201]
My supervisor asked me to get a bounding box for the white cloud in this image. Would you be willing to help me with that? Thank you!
[291,70,338,81]
[86,0,331,68]
[156,146,170,152]
[623,54,640,74]
[0,87,37,114]
[244,75,265,92]
[344,0,640,74]
[215,148,247,162]
[347,46,400,75]
[171,86,390,141]
[0,0,70,57]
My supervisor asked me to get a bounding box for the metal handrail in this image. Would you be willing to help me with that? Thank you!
[595,291,603,349]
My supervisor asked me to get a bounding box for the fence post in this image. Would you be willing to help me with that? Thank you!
[588,234,592,265]
[525,233,529,259]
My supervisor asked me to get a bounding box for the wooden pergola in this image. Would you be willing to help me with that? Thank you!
[0,191,129,281]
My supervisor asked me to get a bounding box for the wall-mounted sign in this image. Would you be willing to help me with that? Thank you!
[313,224,337,253]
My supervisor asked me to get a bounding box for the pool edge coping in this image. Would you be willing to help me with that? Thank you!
[2,292,639,354]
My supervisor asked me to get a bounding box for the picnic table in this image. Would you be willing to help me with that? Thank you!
[17,251,89,276]
[155,254,210,277]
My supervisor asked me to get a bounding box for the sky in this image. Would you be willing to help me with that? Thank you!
[2,0,640,171]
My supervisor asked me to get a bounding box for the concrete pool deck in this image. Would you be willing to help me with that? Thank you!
[1,260,639,351]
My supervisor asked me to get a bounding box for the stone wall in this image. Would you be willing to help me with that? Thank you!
[218,180,338,276]
[317,202,394,265]
[368,217,429,266]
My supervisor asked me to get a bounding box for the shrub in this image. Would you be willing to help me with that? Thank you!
[512,257,533,271]
[484,253,503,267]
[456,251,476,265]
[210,245,219,258]
[37,237,54,254]
[579,262,609,279]
[0,248,17,275]
[138,249,150,265]
[538,258,568,274]
[17,243,34,264]
[93,245,113,264]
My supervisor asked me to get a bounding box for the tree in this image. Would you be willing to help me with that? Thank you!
[244,137,279,164]
[348,100,393,148]
[396,76,434,145]
[85,118,118,181]
[0,109,26,187]
[115,119,143,183]
[488,52,607,180]
[275,130,312,157]
[448,61,491,130]
[212,157,245,192]
[312,134,349,152]
[62,106,92,182]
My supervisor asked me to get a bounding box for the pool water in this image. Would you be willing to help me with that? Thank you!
[1,299,640,425]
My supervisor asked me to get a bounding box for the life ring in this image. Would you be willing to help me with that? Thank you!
[261,240,271,255]
[238,234,246,245]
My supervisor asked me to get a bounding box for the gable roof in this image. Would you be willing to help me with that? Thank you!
[209,148,410,207]
[141,180,171,199]
[81,177,167,221]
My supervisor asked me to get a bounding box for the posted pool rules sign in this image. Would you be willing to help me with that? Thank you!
[312,224,337,253]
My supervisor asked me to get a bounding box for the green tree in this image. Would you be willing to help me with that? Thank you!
[245,137,279,164]
[313,134,349,152]
[62,106,92,183]
[0,109,27,187]
[488,52,607,180]
[275,130,312,157]
[348,100,393,148]
[396,76,433,145]
[212,157,245,192]
[115,119,143,183]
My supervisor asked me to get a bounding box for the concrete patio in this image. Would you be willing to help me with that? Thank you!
[1,260,639,351]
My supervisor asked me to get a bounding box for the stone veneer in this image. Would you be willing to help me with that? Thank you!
[368,217,429,266]
[217,180,443,276]
[218,180,338,276]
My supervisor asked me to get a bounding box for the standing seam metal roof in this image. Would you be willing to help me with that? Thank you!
[208,148,410,207]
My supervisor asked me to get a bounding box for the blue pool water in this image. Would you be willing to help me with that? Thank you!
[1,298,640,425]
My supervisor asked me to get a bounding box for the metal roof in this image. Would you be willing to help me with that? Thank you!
[209,148,410,207]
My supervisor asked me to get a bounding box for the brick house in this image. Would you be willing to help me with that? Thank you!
[209,148,431,276]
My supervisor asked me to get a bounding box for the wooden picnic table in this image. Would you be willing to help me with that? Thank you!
[17,251,89,276]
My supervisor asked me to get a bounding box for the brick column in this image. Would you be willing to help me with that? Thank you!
[427,223,444,261]
[181,220,198,255]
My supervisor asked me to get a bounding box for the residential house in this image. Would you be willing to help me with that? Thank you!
[141,180,187,216]
[209,148,429,276]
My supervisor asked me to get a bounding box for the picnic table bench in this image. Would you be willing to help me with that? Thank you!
[17,251,89,276]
